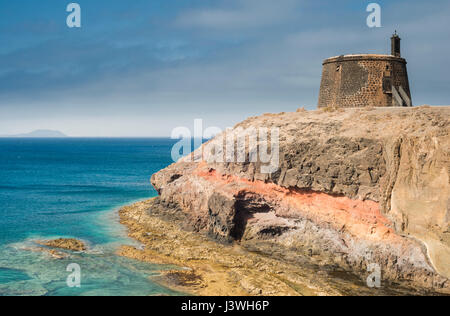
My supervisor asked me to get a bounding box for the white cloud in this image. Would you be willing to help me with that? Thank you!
[175,0,302,30]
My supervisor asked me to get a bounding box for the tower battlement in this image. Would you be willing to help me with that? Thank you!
[318,34,412,108]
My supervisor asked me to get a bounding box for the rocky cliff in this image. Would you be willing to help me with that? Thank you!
[150,106,450,292]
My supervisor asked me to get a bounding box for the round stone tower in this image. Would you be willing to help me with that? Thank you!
[318,33,412,108]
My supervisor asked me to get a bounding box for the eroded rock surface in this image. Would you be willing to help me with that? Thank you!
[38,238,87,252]
[150,106,449,292]
[119,199,443,296]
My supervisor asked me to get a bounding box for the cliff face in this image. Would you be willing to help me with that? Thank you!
[151,106,450,291]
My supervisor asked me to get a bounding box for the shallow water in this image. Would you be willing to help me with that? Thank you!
[0,138,184,296]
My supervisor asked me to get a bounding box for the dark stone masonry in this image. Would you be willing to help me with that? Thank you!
[318,33,412,108]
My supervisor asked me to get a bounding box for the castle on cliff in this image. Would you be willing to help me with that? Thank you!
[318,33,412,108]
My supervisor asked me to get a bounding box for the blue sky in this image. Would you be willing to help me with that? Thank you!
[0,0,449,136]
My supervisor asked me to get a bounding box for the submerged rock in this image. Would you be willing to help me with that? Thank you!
[45,249,70,260]
[38,238,87,252]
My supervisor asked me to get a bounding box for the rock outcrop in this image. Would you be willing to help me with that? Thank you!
[38,238,87,252]
[150,106,450,293]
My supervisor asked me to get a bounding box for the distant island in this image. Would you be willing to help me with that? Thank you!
[0,130,68,138]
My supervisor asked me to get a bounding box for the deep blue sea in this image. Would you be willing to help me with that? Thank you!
[0,138,184,296]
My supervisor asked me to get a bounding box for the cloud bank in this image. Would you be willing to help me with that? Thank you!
[0,0,448,136]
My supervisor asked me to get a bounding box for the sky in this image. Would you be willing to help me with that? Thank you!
[0,0,449,137]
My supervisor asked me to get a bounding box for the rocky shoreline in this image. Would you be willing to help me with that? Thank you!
[118,198,447,296]
[118,107,449,296]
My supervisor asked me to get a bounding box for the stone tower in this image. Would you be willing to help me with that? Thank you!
[318,33,412,108]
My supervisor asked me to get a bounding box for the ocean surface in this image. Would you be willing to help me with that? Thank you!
[0,138,185,296]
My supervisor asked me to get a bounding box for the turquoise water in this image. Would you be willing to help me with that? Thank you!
[0,138,183,296]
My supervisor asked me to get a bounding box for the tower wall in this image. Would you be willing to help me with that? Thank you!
[318,55,411,108]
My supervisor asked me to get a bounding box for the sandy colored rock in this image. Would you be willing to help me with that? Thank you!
[118,199,445,296]
[38,238,87,252]
[148,106,449,292]
[21,246,70,260]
